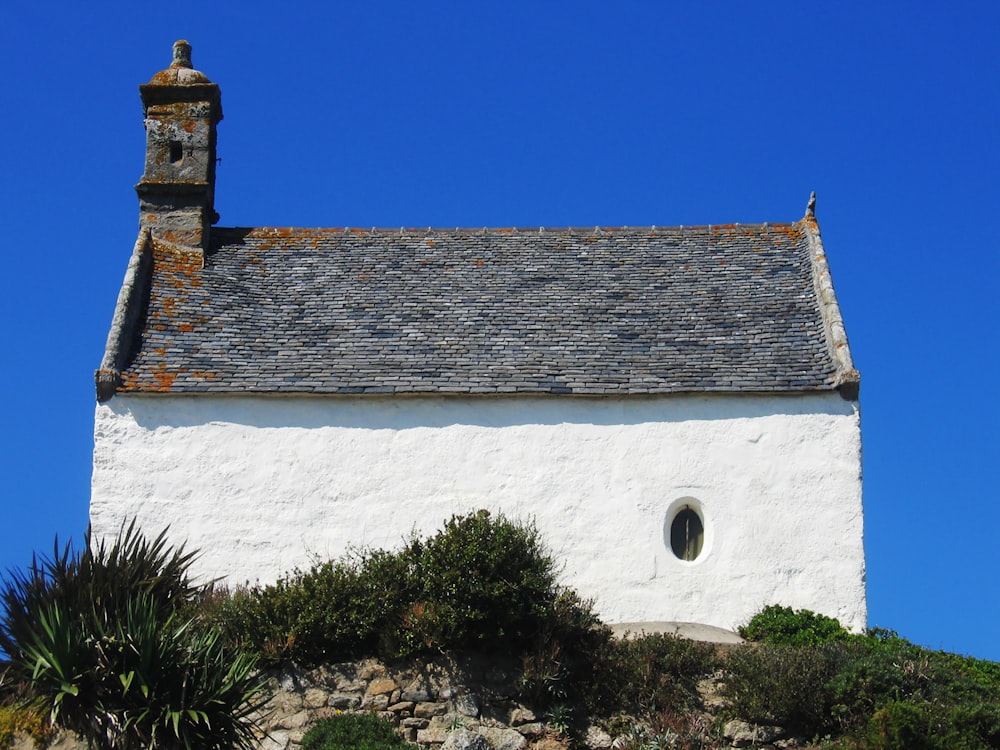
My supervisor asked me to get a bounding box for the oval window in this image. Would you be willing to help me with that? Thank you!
[670,506,704,561]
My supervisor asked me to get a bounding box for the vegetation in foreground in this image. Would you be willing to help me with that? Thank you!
[2,514,998,750]
[0,523,268,750]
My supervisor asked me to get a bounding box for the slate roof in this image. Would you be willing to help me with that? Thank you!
[97,215,859,400]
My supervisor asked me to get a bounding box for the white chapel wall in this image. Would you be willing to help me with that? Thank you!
[91,392,865,632]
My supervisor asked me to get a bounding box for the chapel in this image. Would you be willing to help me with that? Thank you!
[92,41,866,632]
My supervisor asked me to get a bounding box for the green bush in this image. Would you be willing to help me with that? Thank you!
[723,641,852,735]
[589,633,720,719]
[0,523,268,750]
[739,605,850,647]
[860,698,1000,750]
[519,588,611,711]
[301,713,409,750]
[863,700,937,750]
[724,625,1000,748]
[216,510,582,665]
[392,510,561,655]
[0,521,201,664]
[216,558,389,665]
[830,633,1000,748]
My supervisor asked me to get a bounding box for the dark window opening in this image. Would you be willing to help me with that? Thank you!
[169,142,183,163]
[670,506,704,561]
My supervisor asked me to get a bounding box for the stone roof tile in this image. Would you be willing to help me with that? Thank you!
[101,220,858,399]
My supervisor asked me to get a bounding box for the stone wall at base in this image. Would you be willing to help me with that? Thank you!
[255,655,597,750]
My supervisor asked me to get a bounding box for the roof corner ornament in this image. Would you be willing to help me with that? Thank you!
[96,369,122,403]
[806,191,817,219]
[171,40,193,69]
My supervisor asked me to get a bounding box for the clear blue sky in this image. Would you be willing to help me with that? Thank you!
[1,2,997,661]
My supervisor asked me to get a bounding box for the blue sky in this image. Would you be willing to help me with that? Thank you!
[1,2,997,661]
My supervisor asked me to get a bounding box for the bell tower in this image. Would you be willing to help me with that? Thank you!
[136,40,223,249]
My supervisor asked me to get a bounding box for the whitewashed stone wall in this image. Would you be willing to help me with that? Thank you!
[90,393,865,631]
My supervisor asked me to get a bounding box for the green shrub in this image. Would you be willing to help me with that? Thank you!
[215,557,391,665]
[724,624,1000,748]
[858,698,1000,750]
[301,713,409,750]
[723,641,852,735]
[830,633,1000,747]
[0,523,268,750]
[863,700,937,750]
[0,522,201,664]
[216,510,578,665]
[519,588,611,711]
[590,633,720,719]
[392,510,561,655]
[739,605,850,647]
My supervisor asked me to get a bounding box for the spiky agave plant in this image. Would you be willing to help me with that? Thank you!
[1,522,269,750]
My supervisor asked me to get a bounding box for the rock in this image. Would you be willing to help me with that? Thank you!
[723,720,785,747]
[514,722,545,738]
[442,729,491,750]
[367,677,398,696]
[303,687,329,709]
[402,717,430,729]
[270,690,304,714]
[402,688,432,702]
[361,693,390,710]
[696,671,729,711]
[328,691,362,708]
[509,706,537,725]
[417,725,450,744]
[401,677,432,702]
[415,701,449,718]
[278,670,306,693]
[330,676,367,692]
[260,729,290,750]
[274,709,311,730]
[481,726,528,750]
[585,726,614,750]
[530,737,571,750]
[359,661,389,680]
[454,692,481,717]
[389,701,416,713]
[12,730,84,750]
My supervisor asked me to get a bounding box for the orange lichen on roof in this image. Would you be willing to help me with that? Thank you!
[151,365,178,391]
[770,223,802,240]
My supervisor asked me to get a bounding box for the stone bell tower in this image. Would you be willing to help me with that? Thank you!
[136,40,222,249]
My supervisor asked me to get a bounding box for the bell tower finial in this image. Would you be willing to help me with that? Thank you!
[171,40,193,69]
[136,41,223,251]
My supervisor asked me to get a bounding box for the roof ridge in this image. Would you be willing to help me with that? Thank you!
[214,222,800,235]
